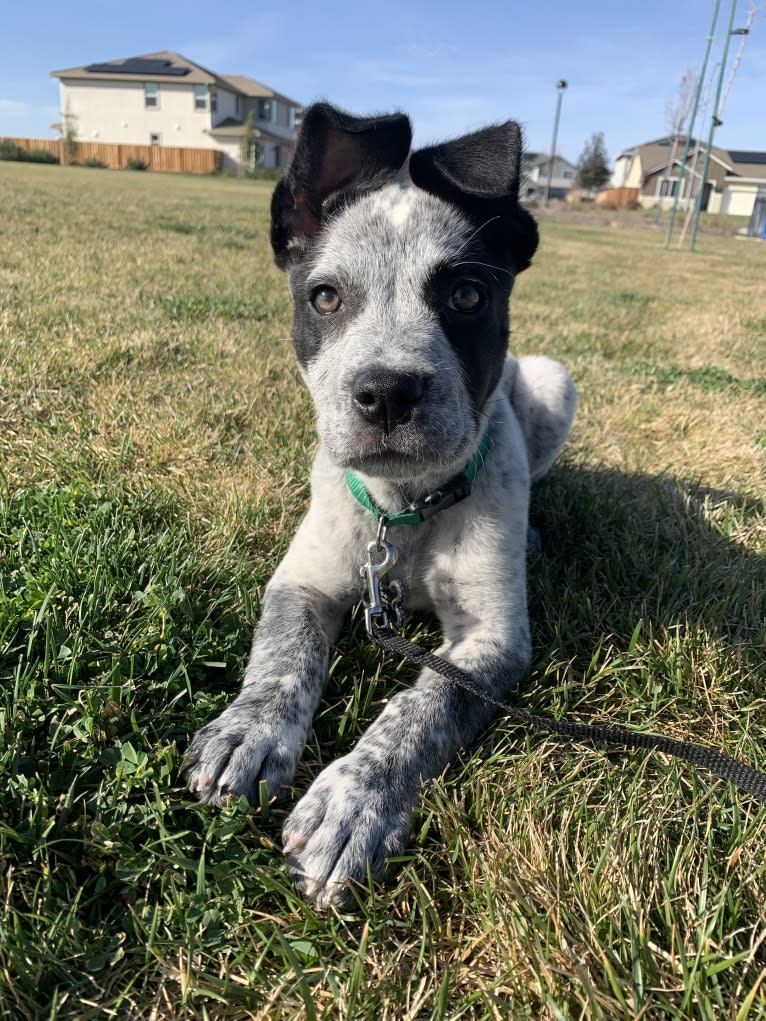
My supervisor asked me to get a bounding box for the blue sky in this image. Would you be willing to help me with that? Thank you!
[2,1,764,162]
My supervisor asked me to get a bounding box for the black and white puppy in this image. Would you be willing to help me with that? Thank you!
[185,103,576,907]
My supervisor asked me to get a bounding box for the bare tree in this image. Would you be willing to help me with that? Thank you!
[720,1,765,116]
[656,67,699,216]
[665,66,698,140]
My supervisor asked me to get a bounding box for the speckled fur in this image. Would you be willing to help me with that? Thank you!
[185,106,576,908]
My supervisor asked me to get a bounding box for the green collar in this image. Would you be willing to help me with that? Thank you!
[344,424,492,527]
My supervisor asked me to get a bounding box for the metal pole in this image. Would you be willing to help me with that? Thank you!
[689,0,740,250]
[543,80,567,208]
[664,0,722,248]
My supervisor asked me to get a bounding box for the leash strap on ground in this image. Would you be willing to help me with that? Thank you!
[370,627,766,806]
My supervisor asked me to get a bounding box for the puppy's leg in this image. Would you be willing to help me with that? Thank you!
[282,477,531,907]
[504,355,576,483]
[283,614,530,906]
[185,521,348,807]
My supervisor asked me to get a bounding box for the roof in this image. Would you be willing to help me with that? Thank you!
[51,51,232,90]
[521,151,576,169]
[622,138,766,181]
[220,74,300,107]
[51,51,301,106]
[206,120,289,145]
[726,161,766,181]
[729,150,766,166]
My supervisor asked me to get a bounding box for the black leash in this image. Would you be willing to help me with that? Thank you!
[354,462,766,807]
[369,626,766,806]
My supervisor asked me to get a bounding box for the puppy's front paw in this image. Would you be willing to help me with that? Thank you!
[282,756,414,908]
[184,701,305,807]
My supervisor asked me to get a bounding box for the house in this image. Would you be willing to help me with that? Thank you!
[520,152,577,201]
[50,51,301,171]
[612,136,766,217]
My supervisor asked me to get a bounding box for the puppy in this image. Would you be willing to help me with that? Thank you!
[185,103,576,907]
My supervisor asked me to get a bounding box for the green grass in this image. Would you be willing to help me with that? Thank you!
[1,162,766,1019]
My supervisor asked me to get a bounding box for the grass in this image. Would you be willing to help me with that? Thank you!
[1,161,766,1019]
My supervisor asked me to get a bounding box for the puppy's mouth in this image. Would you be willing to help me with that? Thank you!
[345,440,426,474]
[340,425,471,480]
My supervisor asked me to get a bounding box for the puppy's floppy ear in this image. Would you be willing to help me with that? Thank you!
[408,122,538,273]
[271,102,412,268]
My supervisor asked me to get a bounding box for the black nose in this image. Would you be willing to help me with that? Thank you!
[352,367,426,432]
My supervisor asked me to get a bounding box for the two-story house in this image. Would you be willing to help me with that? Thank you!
[520,152,577,201]
[611,135,766,217]
[50,51,300,171]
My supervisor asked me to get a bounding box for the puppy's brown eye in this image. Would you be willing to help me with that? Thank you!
[448,283,482,312]
[311,286,342,315]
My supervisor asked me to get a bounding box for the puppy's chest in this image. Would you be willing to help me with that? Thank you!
[376,529,462,615]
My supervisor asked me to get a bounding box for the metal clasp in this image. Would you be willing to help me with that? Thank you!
[359,517,399,635]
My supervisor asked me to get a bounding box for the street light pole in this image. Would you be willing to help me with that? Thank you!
[543,80,567,208]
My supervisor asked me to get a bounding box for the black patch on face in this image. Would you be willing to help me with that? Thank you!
[424,248,513,411]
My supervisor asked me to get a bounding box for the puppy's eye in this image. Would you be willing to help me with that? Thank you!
[448,283,482,313]
[311,286,342,315]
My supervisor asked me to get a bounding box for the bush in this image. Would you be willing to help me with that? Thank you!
[0,141,60,164]
[84,157,107,169]
[250,167,282,181]
[0,139,23,161]
[25,149,59,164]
[125,157,148,171]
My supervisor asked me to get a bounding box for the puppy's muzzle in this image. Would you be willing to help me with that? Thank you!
[352,367,426,434]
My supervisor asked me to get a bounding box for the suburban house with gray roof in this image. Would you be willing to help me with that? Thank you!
[612,136,766,217]
[50,51,301,171]
[520,152,577,201]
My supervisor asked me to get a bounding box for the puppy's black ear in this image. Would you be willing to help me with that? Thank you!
[271,102,412,268]
[408,122,538,273]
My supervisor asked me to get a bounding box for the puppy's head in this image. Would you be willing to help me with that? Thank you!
[271,102,538,481]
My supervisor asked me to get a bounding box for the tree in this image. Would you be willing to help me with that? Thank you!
[575,132,611,191]
[665,66,698,142]
[62,102,78,165]
[239,111,262,177]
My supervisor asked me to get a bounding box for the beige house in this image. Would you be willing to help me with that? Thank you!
[612,136,766,217]
[51,51,300,171]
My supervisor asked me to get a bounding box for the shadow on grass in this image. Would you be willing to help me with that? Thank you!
[528,460,765,666]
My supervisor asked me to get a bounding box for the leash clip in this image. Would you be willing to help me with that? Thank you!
[359,518,399,635]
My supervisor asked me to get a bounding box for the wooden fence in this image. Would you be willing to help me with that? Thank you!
[6,137,224,175]
[594,187,640,208]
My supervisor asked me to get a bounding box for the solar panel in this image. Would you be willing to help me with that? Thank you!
[729,150,766,165]
[85,59,190,76]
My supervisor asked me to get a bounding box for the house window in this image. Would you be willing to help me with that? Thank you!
[288,106,295,129]
[150,132,161,146]
[276,102,290,127]
[194,85,207,111]
[144,83,158,108]
[257,98,272,121]
[235,94,242,118]
[210,88,217,114]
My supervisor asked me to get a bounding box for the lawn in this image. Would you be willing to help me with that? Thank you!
[1,161,765,1020]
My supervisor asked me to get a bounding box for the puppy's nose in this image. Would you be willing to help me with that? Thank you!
[352,368,425,431]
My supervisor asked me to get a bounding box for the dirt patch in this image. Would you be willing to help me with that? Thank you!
[530,201,748,237]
